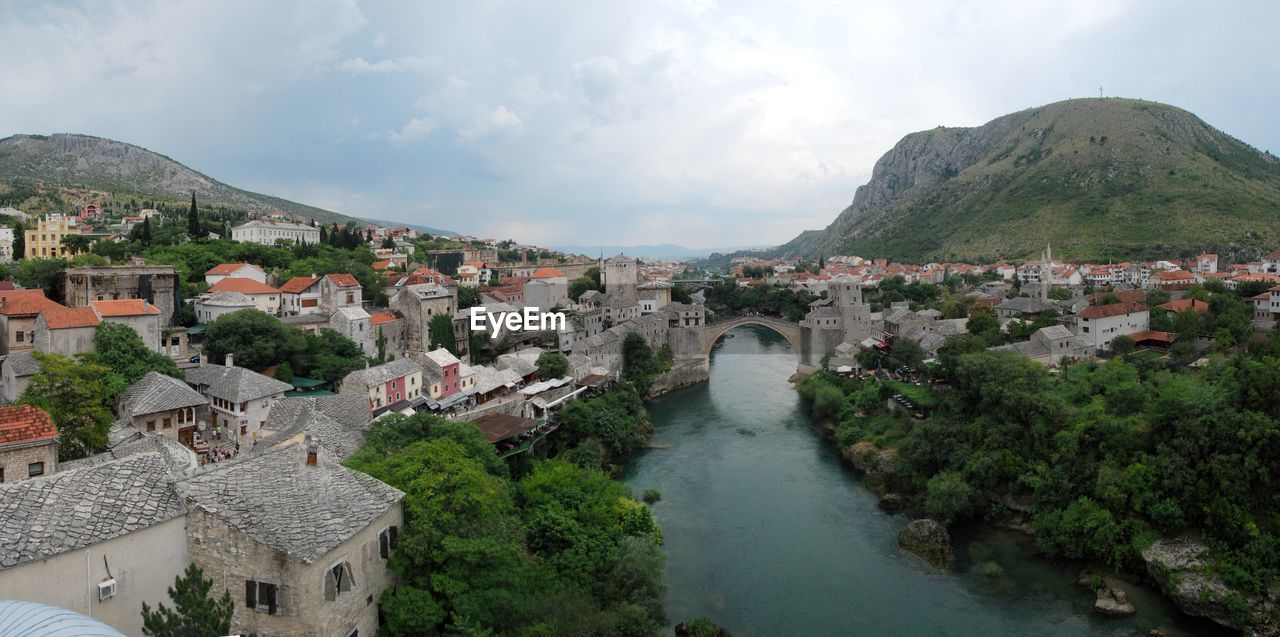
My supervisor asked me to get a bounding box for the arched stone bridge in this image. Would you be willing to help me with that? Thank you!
[703,316,802,358]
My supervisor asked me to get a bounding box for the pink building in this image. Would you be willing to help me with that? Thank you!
[423,348,461,398]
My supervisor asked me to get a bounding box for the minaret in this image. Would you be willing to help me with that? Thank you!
[1041,242,1052,302]
[598,249,606,290]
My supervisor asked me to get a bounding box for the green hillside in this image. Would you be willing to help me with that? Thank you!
[780,98,1280,262]
[0,133,456,234]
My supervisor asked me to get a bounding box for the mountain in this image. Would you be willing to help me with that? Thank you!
[0,133,457,235]
[551,243,773,260]
[780,98,1280,262]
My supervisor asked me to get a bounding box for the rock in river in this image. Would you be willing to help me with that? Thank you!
[878,493,905,513]
[897,518,954,569]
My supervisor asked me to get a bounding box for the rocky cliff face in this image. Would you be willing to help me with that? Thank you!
[779,98,1280,261]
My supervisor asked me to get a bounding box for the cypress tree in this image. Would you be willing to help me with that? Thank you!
[187,192,200,237]
[141,217,152,244]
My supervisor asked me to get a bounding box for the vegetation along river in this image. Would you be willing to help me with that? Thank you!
[622,325,1231,637]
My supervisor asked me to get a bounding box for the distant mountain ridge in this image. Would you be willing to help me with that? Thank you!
[779,98,1280,262]
[0,133,457,235]
[551,243,772,260]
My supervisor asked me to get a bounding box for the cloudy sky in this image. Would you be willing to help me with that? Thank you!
[1,1,1276,247]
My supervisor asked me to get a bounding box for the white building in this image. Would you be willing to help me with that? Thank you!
[231,220,320,246]
[0,227,13,263]
[1075,301,1150,352]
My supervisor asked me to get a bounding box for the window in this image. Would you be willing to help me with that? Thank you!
[0,467,5,483]
[146,420,156,431]
[346,293,355,304]
[15,331,22,343]
[379,526,399,559]
[162,418,171,429]
[324,562,355,601]
[28,462,44,477]
[245,580,279,614]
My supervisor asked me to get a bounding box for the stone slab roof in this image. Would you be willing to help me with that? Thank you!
[175,442,402,563]
[344,358,421,389]
[2,351,40,377]
[0,453,186,570]
[185,363,292,403]
[118,371,209,418]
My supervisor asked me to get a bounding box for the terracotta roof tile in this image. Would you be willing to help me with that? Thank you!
[1158,299,1209,313]
[41,306,101,329]
[0,404,58,448]
[279,276,321,294]
[1078,301,1148,319]
[90,299,161,317]
[0,290,65,316]
[326,273,360,288]
[370,311,401,326]
[205,262,263,276]
[530,267,566,279]
[208,277,279,295]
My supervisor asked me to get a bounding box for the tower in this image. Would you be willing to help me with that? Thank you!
[603,254,638,301]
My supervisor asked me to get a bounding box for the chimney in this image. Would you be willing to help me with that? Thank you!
[304,433,318,466]
[225,353,234,368]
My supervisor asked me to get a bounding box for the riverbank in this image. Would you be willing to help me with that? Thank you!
[646,359,710,398]
[626,326,1228,636]
[796,361,1269,636]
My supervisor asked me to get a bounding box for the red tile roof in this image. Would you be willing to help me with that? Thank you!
[41,306,101,329]
[1078,301,1148,319]
[370,311,401,326]
[1128,330,1174,343]
[1152,270,1194,281]
[0,281,16,291]
[326,273,360,288]
[209,278,279,295]
[205,262,263,276]
[0,404,58,448]
[90,299,161,317]
[371,260,392,271]
[279,276,321,294]
[530,267,567,279]
[1158,299,1209,314]
[0,290,66,316]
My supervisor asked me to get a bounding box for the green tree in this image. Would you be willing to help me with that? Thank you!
[536,351,570,379]
[924,471,977,524]
[187,192,201,237]
[203,309,302,371]
[21,353,119,460]
[428,313,456,353]
[141,563,235,637]
[92,322,181,385]
[275,361,294,384]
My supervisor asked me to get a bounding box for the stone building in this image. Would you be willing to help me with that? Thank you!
[370,311,405,360]
[176,440,403,637]
[279,276,324,316]
[329,306,375,357]
[319,273,363,315]
[206,278,281,315]
[33,306,100,357]
[0,289,66,355]
[184,355,292,445]
[0,227,13,263]
[63,264,180,326]
[602,254,638,300]
[204,262,267,286]
[0,404,58,482]
[116,371,211,448]
[90,299,163,352]
[524,267,570,309]
[0,453,189,636]
[1,351,40,404]
[390,283,456,359]
[196,291,256,323]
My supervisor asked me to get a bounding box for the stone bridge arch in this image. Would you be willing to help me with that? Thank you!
[702,317,802,359]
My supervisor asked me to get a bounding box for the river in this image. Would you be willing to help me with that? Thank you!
[622,325,1231,637]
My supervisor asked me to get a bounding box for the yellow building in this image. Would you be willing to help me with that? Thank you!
[23,214,80,259]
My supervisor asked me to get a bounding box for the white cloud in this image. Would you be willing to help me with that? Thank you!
[386,116,438,144]
[336,55,442,74]
[458,106,524,141]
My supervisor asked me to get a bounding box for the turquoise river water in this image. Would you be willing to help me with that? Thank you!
[622,325,1232,637]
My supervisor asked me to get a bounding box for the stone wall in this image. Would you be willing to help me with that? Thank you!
[798,323,845,372]
[188,504,402,637]
[647,359,709,398]
[0,441,57,481]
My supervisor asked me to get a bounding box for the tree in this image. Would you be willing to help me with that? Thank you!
[536,351,569,379]
[60,234,93,256]
[428,314,456,353]
[203,309,301,371]
[141,217,153,244]
[20,353,119,460]
[141,563,235,637]
[381,235,396,249]
[275,361,294,384]
[187,192,201,237]
[92,322,182,385]
[622,333,666,394]
[1109,334,1136,355]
